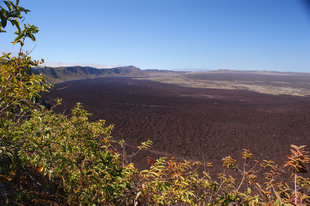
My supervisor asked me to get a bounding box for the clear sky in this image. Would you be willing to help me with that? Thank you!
[1,0,310,72]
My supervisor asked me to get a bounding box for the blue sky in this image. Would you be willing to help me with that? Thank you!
[1,0,310,72]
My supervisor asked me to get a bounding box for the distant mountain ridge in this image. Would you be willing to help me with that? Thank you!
[33,65,144,84]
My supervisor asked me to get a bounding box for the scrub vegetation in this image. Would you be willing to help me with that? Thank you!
[1,1,309,205]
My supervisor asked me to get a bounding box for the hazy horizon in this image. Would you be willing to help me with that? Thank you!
[39,63,310,74]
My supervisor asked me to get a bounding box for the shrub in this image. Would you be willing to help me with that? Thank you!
[0,1,134,204]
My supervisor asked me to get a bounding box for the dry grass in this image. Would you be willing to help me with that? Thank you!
[139,71,310,96]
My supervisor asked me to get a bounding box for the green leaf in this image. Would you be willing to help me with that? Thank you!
[19,7,30,13]
[10,19,20,32]
[4,1,12,11]
[13,32,23,45]
[29,33,36,41]
[68,144,72,153]
[0,11,7,28]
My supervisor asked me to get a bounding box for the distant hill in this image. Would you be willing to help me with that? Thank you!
[33,66,145,84]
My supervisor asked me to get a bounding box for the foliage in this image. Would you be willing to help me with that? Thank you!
[130,146,310,205]
[1,1,134,205]
[0,0,29,33]
[18,104,137,205]
[1,1,310,205]
[137,157,216,205]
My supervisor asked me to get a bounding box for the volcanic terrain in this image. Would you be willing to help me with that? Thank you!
[45,73,310,174]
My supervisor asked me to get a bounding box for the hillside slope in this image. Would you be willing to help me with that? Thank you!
[33,65,144,83]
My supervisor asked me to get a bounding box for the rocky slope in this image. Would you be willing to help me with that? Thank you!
[33,65,144,84]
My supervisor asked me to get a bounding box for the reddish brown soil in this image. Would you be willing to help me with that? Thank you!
[45,77,310,174]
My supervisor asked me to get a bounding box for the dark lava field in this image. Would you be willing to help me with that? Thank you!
[45,77,310,172]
